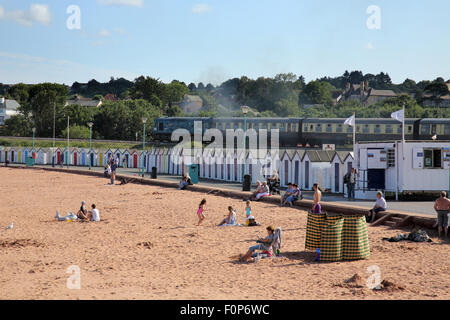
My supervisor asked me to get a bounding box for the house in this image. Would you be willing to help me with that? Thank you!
[180,95,203,114]
[66,95,103,108]
[0,97,20,125]
[339,81,397,106]
[103,94,118,102]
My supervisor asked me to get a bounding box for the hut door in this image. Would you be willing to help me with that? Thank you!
[304,161,310,189]
[234,158,238,181]
[294,161,299,185]
[11,151,14,162]
[334,163,340,192]
[133,154,138,168]
[284,160,289,184]
[74,152,78,166]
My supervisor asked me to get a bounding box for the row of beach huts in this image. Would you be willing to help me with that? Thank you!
[0,146,354,193]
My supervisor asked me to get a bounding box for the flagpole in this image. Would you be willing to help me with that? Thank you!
[402,104,405,160]
[353,112,356,151]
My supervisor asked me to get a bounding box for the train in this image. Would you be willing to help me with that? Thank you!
[153,117,450,147]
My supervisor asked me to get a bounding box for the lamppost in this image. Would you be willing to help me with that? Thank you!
[241,106,249,180]
[87,122,93,170]
[142,117,147,178]
[32,127,36,158]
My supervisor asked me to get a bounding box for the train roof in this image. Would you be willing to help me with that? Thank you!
[212,117,303,121]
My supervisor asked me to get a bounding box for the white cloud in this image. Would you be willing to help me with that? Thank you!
[0,4,51,27]
[115,27,125,35]
[99,28,111,37]
[192,4,212,14]
[97,0,143,7]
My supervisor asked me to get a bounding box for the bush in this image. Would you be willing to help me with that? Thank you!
[61,125,90,139]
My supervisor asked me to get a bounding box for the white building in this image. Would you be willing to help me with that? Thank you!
[0,98,20,125]
[355,141,450,199]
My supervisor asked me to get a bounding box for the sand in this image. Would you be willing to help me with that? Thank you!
[0,167,448,300]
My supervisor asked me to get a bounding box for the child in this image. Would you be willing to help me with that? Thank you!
[197,199,206,226]
[219,206,237,226]
[245,200,252,225]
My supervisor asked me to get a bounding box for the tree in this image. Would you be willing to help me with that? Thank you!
[299,81,333,106]
[197,82,205,91]
[423,82,449,107]
[167,81,189,106]
[130,76,168,106]
[188,83,197,92]
[2,114,32,136]
[62,125,90,139]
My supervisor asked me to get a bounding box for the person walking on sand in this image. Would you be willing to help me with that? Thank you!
[311,183,322,214]
[197,199,206,226]
[434,191,450,238]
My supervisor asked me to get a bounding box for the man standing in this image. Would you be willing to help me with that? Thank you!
[344,168,356,201]
[312,183,322,214]
[434,191,449,238]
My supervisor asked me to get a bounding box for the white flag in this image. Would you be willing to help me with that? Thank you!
[391,109,404,123]
[344,115,355,127]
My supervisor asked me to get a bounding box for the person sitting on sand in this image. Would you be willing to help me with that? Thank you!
[434,191,449,238]
[252,181,270,201]
[367,191,387,223]
[311,183,322,214]
[197,199,206,226]
[239,226,275,262]
[85,204,100,222]
[218,206,237,226]
[76,201,88,220]
[246,180,262,201]
[245,200,252,222]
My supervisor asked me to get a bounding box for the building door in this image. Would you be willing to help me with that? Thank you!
[334,163,340,192]
[304,161,310,189]
[284,160,289,185]
[133,154,138,168]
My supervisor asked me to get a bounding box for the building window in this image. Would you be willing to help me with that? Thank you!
[424,149,442,168]
[387,149,395,167]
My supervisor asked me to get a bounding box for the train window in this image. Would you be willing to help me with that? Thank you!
[346,126,352,133]
[267,123,271,130]
[310,125,314,131]
[356,126,361,133]
[316,124,322,133]
[445,125,450,135]
[397,125,403,134]
[159,122,164,131]
[420,124,430,135]
[336,124,342,133]
[326,124,332,133]
[386,125,393,134]
[222,123,226,130]
[431,124,437,134]
[363,124,370,133]
[407,126,412,133]
[295,124,299,132]
[279,123,285,131]
[374,124,381,133]
[260,123,267,130]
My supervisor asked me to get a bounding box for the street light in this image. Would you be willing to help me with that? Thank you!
[241,106,249,179]
[142,117,147,178]
[32,128,36,157]
[87,122,93,170]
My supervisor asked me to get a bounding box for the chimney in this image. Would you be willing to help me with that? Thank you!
[365,81,369,90]
[346,82,350,92]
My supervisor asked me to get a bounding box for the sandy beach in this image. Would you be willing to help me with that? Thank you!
[0,167,448,300]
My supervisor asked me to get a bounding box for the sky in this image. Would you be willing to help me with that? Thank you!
[0,0,449,86]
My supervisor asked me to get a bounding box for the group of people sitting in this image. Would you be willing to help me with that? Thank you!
[55,200,100,222]
[247,180,270,201]
[178,173,193,190]
[280,182,302,206]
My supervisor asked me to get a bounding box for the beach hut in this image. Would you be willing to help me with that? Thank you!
[212,148,223,180]
[71,148,80,166]
[224,149,234,181]
[0,146,4,162]
[330,151,350,194]
[301,150,334,191]
[280,150,293,187]
[291,150,304,187]
[121,149,131,168]
[79,149,86,166]
[36,148,46,164]
[128,150,137,169]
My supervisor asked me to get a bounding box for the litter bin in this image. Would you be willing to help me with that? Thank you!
[189,164,199,184]
[243,174,251,191]
[26,157,35,167]
[151,166,157,179]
